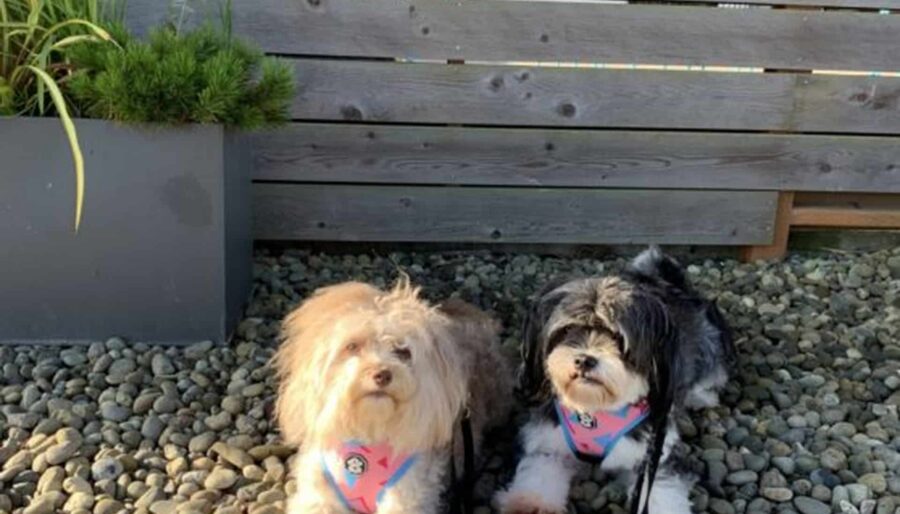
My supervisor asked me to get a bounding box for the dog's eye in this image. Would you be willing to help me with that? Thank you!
[345,341,362,354]
[393,347,412,362]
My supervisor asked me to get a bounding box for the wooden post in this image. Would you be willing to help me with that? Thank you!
[740,191,795,262]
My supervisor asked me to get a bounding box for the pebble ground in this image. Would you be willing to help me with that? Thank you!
[1,247,899,514]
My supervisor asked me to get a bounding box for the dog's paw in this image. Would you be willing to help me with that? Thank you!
[494,491,566,514]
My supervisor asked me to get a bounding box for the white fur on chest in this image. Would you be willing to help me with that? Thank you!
[495,418,688,514]
[521,419,648,471]
[601,433,649,471]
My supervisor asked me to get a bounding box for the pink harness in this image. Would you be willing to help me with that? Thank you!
[320,441,417,514]
[555,399,650,461]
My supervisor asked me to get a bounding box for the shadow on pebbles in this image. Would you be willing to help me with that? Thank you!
[1,248,899,514]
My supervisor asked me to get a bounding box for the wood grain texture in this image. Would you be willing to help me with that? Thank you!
[794,192,900,209]
[740,192,795,261]
[253,184,777,244]
[791,207,900,227]
[231,0,900,71]
[125,0,204,36]
[791,191,900,228]
[667,0,895,8]
[287,59,900,134]
[289,60,791,129]
[252,124,900,192]
[796,75,900,135]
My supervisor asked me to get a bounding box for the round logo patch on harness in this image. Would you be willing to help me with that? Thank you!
[344,454,368,476]
[576,411,597,429]
[555,399,650,461]
[321,442,418,514]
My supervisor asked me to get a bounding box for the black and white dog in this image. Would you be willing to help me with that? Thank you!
[495,247,735,514]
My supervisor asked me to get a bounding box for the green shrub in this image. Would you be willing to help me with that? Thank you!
[68,22,294,129]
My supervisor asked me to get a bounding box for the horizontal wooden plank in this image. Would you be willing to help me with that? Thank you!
[794,192,900,209]
[232,0,900,71]
[253,185,777,244]
[511,0,893,7]
[289,60,790,129]
[792,191,900,228]
[791,207,900,227]
[670,0,895,8]
[798,75,900,134]
[125,1,206,37]
[253,124,900,193]
[287,59,900,134]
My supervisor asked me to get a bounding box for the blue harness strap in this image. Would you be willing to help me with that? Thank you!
[320,442,418,514]
[556,398,650,462]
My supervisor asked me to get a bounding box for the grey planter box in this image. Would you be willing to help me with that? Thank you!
[0,117,252,344]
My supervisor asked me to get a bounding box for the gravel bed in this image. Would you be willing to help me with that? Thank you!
[1,247,899,514]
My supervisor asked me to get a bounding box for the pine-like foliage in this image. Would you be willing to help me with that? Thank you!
[67,23,294,129]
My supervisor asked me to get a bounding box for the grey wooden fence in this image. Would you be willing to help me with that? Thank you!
[131,0,900,256]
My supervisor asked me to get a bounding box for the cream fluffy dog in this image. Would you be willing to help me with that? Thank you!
[274,279,513,513]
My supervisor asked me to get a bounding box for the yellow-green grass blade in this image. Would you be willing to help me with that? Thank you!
[41,19,114,43]
[25,64,84,231]
[50,33,102,49]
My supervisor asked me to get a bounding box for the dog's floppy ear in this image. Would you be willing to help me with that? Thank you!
[518,278,571,403]
[274,282,381,445]
[617,287,682,514]
[617,288,677,394]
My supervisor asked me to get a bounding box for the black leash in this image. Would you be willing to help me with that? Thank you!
[461,413,475,514]
[630,405,669,514]
[449,410,475,514]
[630,359,674,514]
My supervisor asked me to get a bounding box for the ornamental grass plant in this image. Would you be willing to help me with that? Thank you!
[0,0,118,229]
[2,0,293,229]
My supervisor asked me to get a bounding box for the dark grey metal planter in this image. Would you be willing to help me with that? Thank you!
[0,117,252,344]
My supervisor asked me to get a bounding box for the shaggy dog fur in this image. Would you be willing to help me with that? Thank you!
[496,247,735,514]
[274,279,514,513]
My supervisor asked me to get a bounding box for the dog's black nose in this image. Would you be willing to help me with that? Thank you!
[574,355,598,371]
[373,369,393,387]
